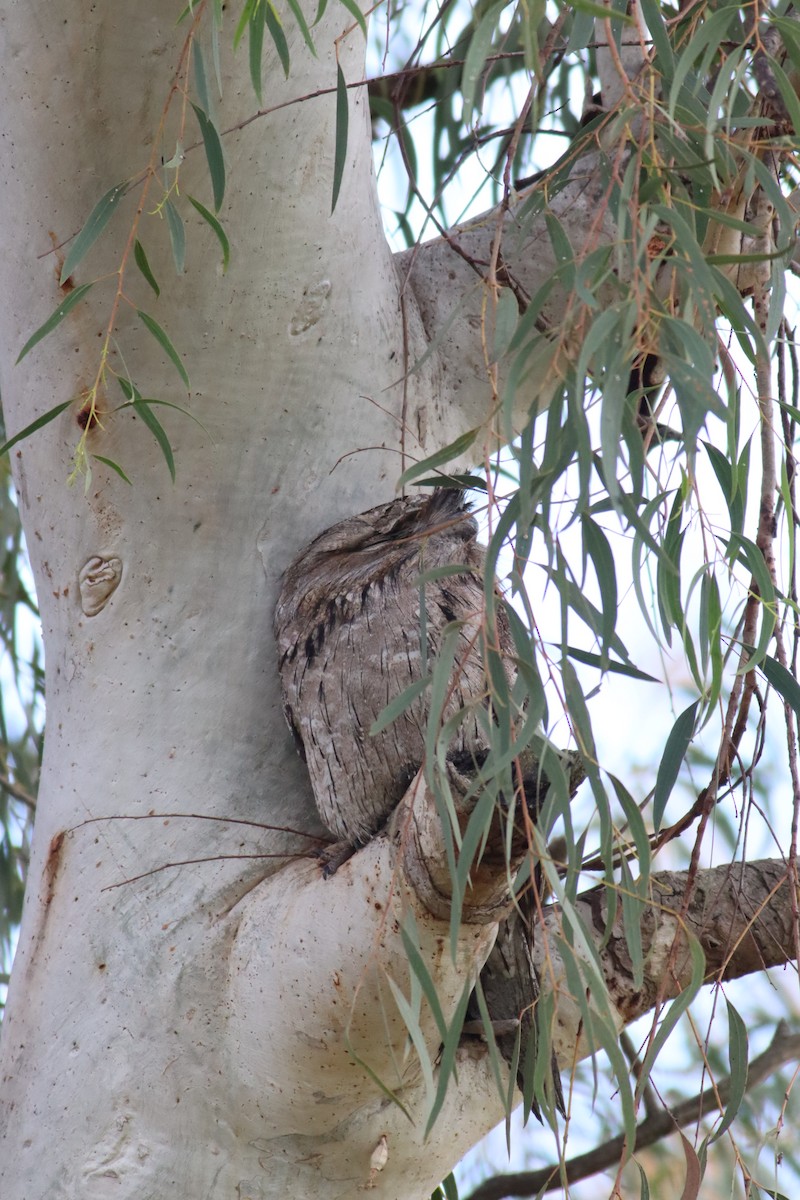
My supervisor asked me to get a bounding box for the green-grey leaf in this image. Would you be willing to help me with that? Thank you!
[471,976,514,1107]
[632,1159,651,1200]
[493,287,519,360]
[285,0,316,55]
[192,38,211,116]
[370,676,431,735]
[232,0,253,50]
[115,396,210,439]
[249,5,265,103]
[441,1174,459,1200]
[384,974,436,1107]
[545,212,574,274]
[117,375,138,402]
[726,534,776,671]
[0,400,72,457]
[137,310,190,388]
[191,102,226,211]
[565,646,660,683]
[708,999,748,1143]
[17,283,95,363]
[341,1035,412,1121]
[426,983,472,1136]
[461,1,504,120]
[703,440,746,537]
[761,654,800,722]
[92,454,133,485]
[653,700,698,831]
[581,516,618,661]
[134,240,160,297]
[572,0,632,16]
[60,182,126,284]
[399,924,449,1041]
[187,195,230,271]
[264,2,290,77]
[412,474,487,492]
[165,200,186,275]
[162,141,185,171]
[210,6,223,92]
[619,856,645,990]
[397,428,480,489]
[558,938,637,1143]
[638,0,674,74]
[331,64,348,214]
[132,398,176,481]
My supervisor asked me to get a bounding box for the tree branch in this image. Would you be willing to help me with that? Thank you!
[539,858,797,1035]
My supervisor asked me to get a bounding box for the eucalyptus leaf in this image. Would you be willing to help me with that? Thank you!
[397,429,480,489]
[248,4,265,103]
[134,240,160,298]
[17,283,95,364]
[137,310,190,389]
[461,2,504,121]
[653,700,698,831]
[708,999,748,1143]
[192,38,211,116]
[191,102,226,212]
[0,401,73,457]
[132,398,176,482]
[60,183,126,285]
[165,200,186,275]
[264,2,290,77]
[91,454,133,484]
[285,0,316,55]
[331,64,348,214]
[187,195,230,271]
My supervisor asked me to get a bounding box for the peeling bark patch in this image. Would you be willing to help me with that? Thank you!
[76,399,99,430]
[288,280,331,335]
[43,830,66,909]
[79,555,122,616]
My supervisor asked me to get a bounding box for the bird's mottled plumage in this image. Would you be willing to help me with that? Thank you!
[273,489,507,849]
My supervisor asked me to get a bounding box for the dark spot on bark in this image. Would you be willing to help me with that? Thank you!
[76,402,99,430]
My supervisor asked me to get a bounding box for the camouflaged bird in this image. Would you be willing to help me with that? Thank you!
[273,488,508,865]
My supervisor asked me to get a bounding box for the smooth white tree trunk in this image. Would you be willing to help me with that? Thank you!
[0,4,519,1196]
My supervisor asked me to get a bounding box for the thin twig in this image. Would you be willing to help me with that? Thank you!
[0,772,36,813]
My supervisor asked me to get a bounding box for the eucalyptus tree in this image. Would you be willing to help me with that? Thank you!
[0,3,799,1199]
